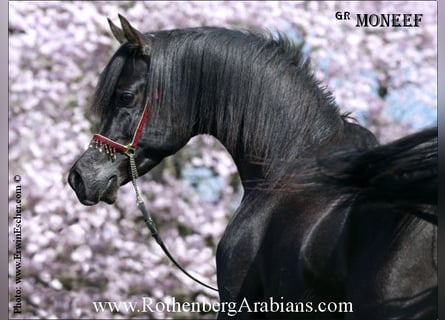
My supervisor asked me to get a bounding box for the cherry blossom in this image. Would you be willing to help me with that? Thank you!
[9,2,436,318]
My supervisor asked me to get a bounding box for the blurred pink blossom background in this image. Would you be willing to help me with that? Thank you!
[9,1,436,319]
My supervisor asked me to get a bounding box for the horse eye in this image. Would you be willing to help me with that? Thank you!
[119,91,135,104]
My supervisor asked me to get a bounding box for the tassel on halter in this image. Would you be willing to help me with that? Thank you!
[89,138,117,161]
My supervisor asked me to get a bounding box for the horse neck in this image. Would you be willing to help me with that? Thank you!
[201,110,380,194]
[164,29,369,192]
[197,99,347,193]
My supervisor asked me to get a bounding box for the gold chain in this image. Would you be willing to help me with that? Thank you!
[128,153,143,205]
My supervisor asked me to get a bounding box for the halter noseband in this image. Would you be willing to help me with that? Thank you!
[88,91,218,292]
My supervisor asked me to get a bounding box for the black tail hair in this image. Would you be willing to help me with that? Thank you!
[318,127,437,224]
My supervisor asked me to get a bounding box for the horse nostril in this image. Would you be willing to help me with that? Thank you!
[107,175,117,189]
[68,168,86,199]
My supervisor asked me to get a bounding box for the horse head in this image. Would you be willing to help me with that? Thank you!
[68,15,193,205]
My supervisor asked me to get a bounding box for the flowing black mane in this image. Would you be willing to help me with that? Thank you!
[93,27,373,179]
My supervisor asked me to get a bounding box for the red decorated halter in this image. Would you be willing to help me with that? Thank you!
[89,89,160,160]
[89,100,151,160]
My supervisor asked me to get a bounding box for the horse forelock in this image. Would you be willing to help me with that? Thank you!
[91,43,141,117]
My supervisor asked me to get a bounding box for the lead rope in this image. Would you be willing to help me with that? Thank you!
[126,150,219,292]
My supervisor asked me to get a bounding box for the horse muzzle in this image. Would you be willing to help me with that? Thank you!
[68,151,121,205]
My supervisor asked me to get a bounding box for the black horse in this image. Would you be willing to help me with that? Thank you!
[68,16,437,319]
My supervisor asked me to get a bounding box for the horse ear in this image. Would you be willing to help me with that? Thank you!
[118,14,152,56]
[107,18,125,44]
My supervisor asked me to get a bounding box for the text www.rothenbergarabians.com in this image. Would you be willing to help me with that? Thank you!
[12,175,23,314]
[92,296,353,316]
